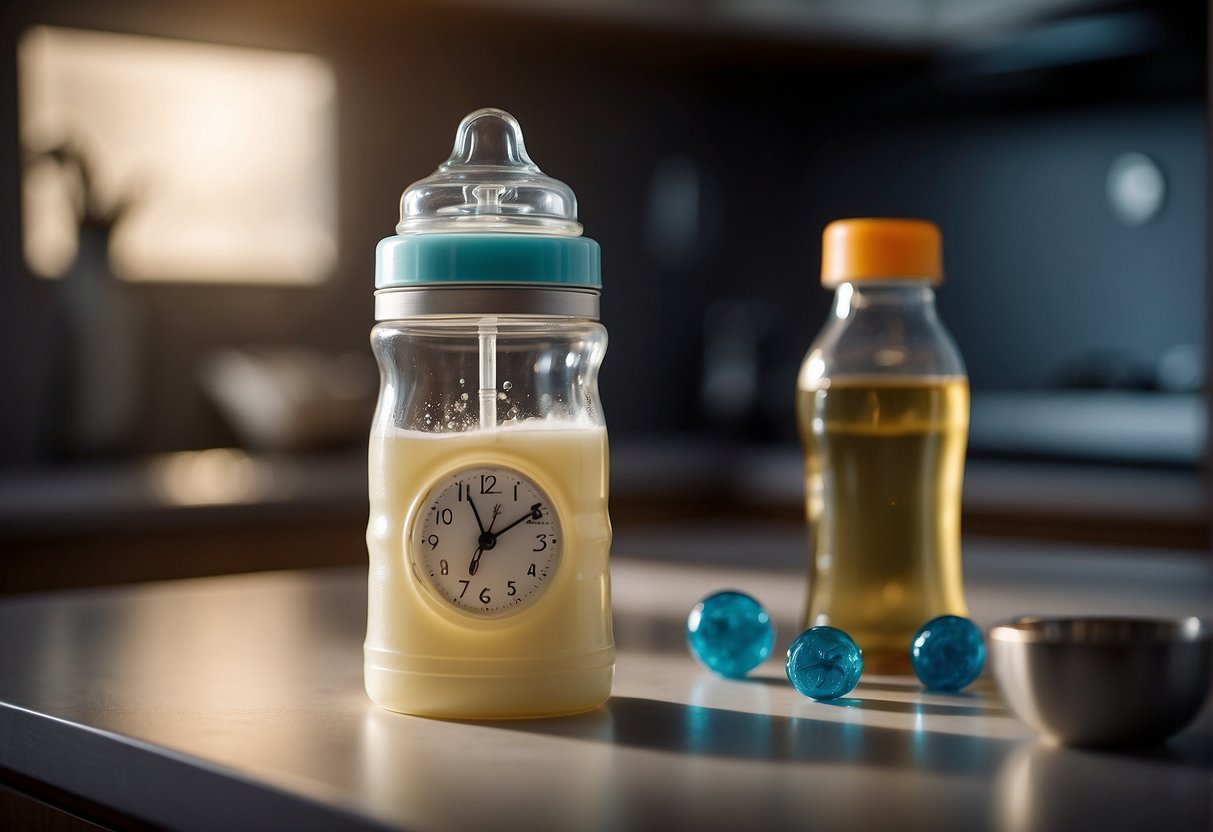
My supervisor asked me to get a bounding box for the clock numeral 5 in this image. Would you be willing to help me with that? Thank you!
[507,580,516,597]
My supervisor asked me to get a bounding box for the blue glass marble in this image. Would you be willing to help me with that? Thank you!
[910,615,986,692]
[786,626,863,700]
[686,591,775,678]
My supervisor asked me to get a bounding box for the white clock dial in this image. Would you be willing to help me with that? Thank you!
[412,466,561,617]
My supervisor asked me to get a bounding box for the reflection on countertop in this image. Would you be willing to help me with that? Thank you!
[0,552,1209,831]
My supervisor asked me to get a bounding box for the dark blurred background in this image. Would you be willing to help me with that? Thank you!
[0,0,1207,592]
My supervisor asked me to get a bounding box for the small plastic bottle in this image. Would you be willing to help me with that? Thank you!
[797,218,969,674]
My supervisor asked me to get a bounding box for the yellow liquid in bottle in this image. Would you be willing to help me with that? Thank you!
[797,376,969,673]
[365,422,613,718]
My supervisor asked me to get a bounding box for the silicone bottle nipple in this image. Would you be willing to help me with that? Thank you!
[398,108,582,236]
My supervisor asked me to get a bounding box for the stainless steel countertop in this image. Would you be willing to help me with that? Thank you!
[1,538,1210,831]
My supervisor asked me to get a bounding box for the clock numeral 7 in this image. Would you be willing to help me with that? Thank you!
[457,580,470,599]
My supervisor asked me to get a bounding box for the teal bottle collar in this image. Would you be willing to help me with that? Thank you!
[376,233,601,289]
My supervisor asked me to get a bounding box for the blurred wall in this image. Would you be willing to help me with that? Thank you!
[0,0,1204,462]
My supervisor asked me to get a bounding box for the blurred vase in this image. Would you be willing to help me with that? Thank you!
[46,224,145,459]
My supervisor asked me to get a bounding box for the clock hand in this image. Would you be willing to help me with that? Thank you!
[468,528,497,576]
[467,494,486,534]
[466,504,529,575]
[494,503,543,537]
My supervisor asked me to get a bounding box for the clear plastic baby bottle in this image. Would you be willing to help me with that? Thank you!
[365,108,612,718]
[797,219,969,674]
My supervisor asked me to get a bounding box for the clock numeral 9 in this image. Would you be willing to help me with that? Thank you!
[426,534,440,550]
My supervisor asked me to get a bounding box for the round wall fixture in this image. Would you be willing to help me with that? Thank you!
[1106,152,1166,226]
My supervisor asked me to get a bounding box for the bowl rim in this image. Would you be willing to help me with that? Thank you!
[988,615,1211,646]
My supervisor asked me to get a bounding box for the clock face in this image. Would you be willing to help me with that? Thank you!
[412,466,561,617]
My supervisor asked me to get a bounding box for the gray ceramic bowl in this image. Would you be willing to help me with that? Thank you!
[989,616,1212,747]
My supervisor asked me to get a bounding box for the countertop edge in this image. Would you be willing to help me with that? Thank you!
[0,703,394,832]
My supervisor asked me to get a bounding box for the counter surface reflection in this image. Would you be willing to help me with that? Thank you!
[0,537,1209,831]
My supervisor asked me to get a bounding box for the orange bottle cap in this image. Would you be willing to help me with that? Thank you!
[821,218,943,287]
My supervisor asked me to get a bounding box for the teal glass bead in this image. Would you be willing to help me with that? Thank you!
[686,591,775,678]
[910,615,986,691]
[786,626,863,700]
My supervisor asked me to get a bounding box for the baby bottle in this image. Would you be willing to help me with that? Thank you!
[365,108,613,718]
[797,219,969,674]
